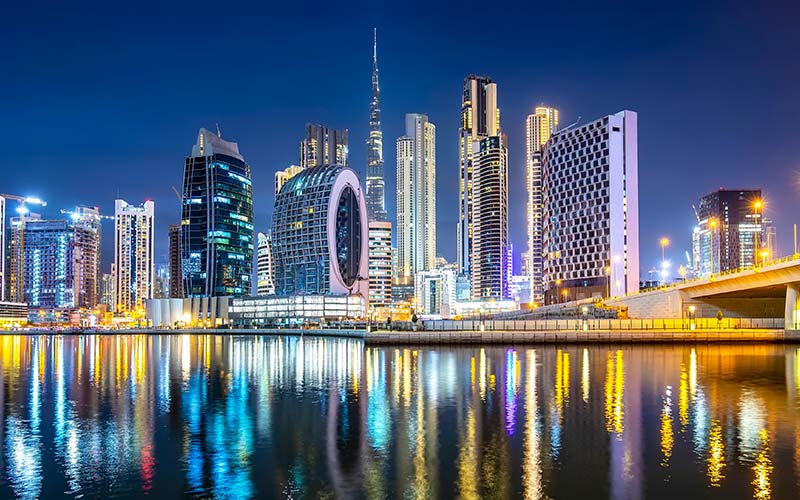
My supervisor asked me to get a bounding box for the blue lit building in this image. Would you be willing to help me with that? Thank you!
[182,128,254,297]
[271,164,369,298]
[18,217,75,308]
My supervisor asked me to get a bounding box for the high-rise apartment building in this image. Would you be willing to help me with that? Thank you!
[256,232,275,295]
[692,189,763,276]
[100,270,114,308]
[182,128,254,297]
[0,196,5,301]
[70,206,102,308]
[368,221,392,308]
[114,199,155,312]
[300,124,348,169]
[415,265,457,317]
[542,110,640,301]
[525,106,559,305]
[471,135,510,299]
[275,165,304,195]
[271,164,369,298]
[458,75,499,276]
[396,113,436,280]
[168,223,183,298]
[17,217,75,308]
[366,29,387,223]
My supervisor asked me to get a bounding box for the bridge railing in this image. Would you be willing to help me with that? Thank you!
[416,317,784,332]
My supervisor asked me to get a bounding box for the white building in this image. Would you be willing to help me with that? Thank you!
[368,221,392,309]
[415,265,457,318]
[542,110,639,301]
[114,199,155,312]
[256,232,275,295]
[396,113,436,279]
[471,135,510,299]
[525,106,558,305]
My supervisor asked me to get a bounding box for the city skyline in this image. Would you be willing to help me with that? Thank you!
[3,1,799,277]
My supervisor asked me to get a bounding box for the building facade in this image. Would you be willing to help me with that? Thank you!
[525,106,559,305]
[168,223,183,298]
[300,124,348,169]
[693,189,763,276]
[114,199,155,312]
[542,110,640,301]
[71,206,102,308]
[0,196,4,301]
[275,165,304,195]
[182,128,254,297]
[19,218,75,308]
[458,75,499,277]
[396,113,436,280]
[366,29,387,223]
[368,221,392,309]
[257,232,275,295]
[415,265,457,318]
[471,135,510,299]
[271,164,369,299]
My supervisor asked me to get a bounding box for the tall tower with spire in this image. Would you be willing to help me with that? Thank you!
[366,28,387,222]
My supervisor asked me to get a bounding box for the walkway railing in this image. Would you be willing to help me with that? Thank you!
[410,317,784,332]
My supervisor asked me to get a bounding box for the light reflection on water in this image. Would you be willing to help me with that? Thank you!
[0,336,799,498]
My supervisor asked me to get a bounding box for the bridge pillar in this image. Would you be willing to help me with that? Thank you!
[785,284,800,330]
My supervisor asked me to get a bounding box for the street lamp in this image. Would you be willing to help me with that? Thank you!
[688,305,696,331]
[660,237,670,286]
[759,249,769,268]
[605,266,611,298]
[753,200,763,267]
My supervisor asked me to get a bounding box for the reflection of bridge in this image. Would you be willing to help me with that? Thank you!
[607,256,800,329]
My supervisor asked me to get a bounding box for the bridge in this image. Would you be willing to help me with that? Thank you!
[607,255,800,329]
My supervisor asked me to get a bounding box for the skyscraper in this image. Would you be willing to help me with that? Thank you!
[366,28,387,223]
[17,217,75,308]
[70,206,102,308]
[256,232,275,295]
[182,128,254,297]
[693,188,763,276]
[525,106,559,305]
[0,196,5,301]
[300,124,348,169]
[168,223,183,298]
[271,164,369,298]
[114,199,155,312]
[471,135,510,299]
[368,221,392,309]
[543,110,640,301]
[458,75,499,277]
[275,165,304,194]
[396,113,436,280]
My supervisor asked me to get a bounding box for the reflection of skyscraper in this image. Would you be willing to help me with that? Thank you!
[472,135,509,299]
[525,106,558,305]
[458,75,499,277]
[182,128,254,297]
[114,199,155,312]
[396,113,436,280]
[300,124,348,169]
[366,29,387,223]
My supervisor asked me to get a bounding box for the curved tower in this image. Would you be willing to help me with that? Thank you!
[366,28,386,222]
[272,164,369,298]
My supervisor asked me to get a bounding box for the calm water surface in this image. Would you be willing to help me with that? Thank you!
[0,335,799,499]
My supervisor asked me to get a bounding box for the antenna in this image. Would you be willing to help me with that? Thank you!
[373,28,377,65]
[216,123,222,137]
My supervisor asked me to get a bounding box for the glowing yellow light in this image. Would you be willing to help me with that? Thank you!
[707,420,726,486]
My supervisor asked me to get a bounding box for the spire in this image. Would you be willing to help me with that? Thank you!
[373,28,377,67]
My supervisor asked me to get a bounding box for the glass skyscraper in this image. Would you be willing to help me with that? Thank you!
[366,28,387,222]
[182,128,254,297]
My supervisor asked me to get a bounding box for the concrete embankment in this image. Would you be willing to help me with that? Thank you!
[365,329,800,345]
[15,328,367,339]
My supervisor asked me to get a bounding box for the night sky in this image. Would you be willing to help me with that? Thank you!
[3,0,799,278]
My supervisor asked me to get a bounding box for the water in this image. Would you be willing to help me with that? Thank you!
[0,335,799,499]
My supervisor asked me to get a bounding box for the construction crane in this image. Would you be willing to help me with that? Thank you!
[171,185,182,202]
